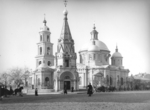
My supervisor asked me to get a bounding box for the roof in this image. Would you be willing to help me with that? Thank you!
[80,25,109,52]
[112,46,122,58]
[60,9,72,40]
[88,43,99,51]
[40,19,50,32]
[80,40,109,52]
[112,52,122,57]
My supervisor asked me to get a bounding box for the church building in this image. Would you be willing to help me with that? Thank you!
[29,7,79,92]
[77,25,130,89]
[29,3,129,92]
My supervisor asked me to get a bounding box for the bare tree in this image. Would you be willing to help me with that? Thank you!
[0,72,9,86]
[7,67,31,87]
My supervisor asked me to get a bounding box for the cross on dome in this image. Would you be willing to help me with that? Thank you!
[43,14,47,25]
[64,0,68,7]
[116,43,118,52]
[63,0,68,19]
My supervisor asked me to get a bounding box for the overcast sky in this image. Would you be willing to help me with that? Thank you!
[0,0,150,75]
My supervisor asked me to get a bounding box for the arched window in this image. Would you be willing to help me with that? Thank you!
[40,47,42,55]
[45,77,49,86]
[121,78,123,85]
[80,55,82,63]
[65,59,69,67]
[38,78,40,85]
[48,61,51,66]
[106,75,109,85]
[82,55,85,64]
[110,77,113,86]
[117,75,119,85]
[93,54,95,60]
[47,35,49,41]
[39,61,41,65]
[40,35,42,41]
[47,47,50,55]
[79,77,82,85]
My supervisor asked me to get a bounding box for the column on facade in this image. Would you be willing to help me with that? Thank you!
[43,43,45,55]
[58,79,60,91]
[51,73,53,88]
[84,72,85,87]
[76,78,79,90]
[91,69,93,85]
[73,79,76,90]
[54,78,57,91]
[85,73,87,87]
[38,46,39,55]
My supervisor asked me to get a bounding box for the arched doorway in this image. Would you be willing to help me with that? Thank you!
[60,71,74,90]
[64,76,70,90]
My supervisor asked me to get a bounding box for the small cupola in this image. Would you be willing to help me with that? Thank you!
[90,24,98,40]
[40,15,50,32]
[112,45,122,58]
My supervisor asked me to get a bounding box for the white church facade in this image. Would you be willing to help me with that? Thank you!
[29,7,129,92]
[77,25,129,90]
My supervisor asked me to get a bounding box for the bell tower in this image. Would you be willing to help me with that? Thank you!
[55,8,77,68]
[35,16,54,68]
[54,0,79,91]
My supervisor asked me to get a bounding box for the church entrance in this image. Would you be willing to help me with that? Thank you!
[64,81,70,90]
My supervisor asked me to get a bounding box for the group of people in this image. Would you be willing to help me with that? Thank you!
[0,83,94,100]
[0,85,24,100]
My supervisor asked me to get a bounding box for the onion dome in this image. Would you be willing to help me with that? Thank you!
[80,39,109,52]
[90,24,98,40]
[88,40,99,52]
[40,17,50,32]
[80,24,109,52]
[112,45,122,57]
[63,9,68,15]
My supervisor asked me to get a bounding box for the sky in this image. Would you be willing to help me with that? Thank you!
[0,0,150,75]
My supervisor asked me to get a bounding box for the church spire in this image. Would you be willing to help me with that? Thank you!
[60,0,72,40]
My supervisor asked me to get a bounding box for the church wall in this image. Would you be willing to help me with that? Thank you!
[79,73,84,87]
[41,71,53,89]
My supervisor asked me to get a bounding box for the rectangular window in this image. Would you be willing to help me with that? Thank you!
[89,54,92,60]
[65,59,69,67]
[79,77,82,85]
[94,54,95,60]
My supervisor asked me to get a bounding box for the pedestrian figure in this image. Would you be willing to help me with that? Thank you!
[64,83,67,94]
[71,87,74,92]
[35,88,38,96]
[9,86,13,96]
[87,83,93,97]
[1,86,4,99]
[0,85,2,100]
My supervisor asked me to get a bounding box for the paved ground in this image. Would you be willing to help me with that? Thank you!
[0,91,150,110]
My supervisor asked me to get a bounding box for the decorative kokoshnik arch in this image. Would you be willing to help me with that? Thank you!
[93,71,104,87]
